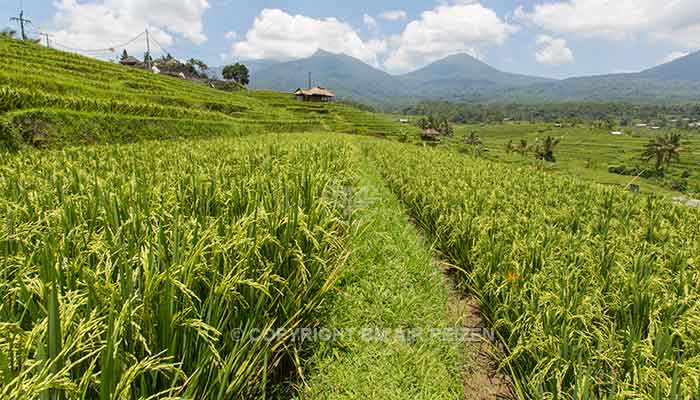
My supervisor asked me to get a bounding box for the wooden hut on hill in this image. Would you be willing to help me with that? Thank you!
[421,128,441,142]
[294,87,336,102]
[119,56,141,66]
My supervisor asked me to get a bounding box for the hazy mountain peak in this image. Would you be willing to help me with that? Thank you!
[640,50,700,82]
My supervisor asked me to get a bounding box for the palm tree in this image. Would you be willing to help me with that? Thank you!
[642,133,684,170]
[664,132,683,166]
[505,140,514,154]
[516,139,530,156]
[534,136,561,162]
[642,136,666,170]
[463,132,482,146]
[1,28,17,39]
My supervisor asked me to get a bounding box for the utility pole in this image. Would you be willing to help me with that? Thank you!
[308,72,311,90]
[39,32,52,48]
[10,10,31,41]
[145,29,151,70]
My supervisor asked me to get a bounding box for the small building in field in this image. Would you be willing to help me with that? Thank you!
[421,128,441,142]
[120,56,141,66]
[294,87,336,102]
[610,131,623,136]
[636,123,648,128]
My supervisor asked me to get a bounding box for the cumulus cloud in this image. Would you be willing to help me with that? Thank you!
[379,10,407,21]
[232,9,387,66]
[535,35,574,65]
[51,0,209,55]
[384,2,517,73]
[515,0,700,48]
[363,14,377,31]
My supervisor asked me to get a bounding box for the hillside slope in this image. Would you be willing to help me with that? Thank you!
[639,50,700,82]
[0,38,413,148]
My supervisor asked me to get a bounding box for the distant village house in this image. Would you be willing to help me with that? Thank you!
[294,87,336,102]
[421,128,441,142]
[119,56,140,66]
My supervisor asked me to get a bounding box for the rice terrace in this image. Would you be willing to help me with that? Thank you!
[1,1,700,399]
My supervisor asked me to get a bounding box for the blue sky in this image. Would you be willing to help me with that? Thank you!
[3,0,698,79]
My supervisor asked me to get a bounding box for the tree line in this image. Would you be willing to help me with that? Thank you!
[400,101,700,126]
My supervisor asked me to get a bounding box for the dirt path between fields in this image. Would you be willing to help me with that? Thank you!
[437,258,514,400]
[410,223,514,400]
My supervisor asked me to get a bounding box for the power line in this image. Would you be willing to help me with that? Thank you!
[149,34,173,58]
[52,31,146,54]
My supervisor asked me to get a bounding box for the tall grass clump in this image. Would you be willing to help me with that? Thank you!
[0,134,355,399]
[364,139,700,399]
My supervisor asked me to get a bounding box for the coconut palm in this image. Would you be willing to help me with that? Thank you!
[505,140,514,154]
[516,139,530,156]
[642,132,684,170]
[664,132,684,166]
[534,136,560,162]
[463,132,482,146]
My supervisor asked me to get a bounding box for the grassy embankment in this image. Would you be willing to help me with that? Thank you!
[301,154,466,399]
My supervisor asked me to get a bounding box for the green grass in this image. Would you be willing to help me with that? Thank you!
[300,150,464,399]
[444,122,700,195]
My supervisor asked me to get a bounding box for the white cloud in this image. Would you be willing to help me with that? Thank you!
[535,35,574,65]
[384,2,517,73]
[363,14,377,31]
[224,31,237,40]
[231,9,387,66]
[515,0,700,48]
[379,10,407,21]
[660,51,690,65]
[51,0,209,56]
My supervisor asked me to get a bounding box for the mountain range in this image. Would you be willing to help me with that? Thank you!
[223,50,700,105]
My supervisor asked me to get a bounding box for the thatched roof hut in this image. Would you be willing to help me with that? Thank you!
[120,56,141,66]
[294,87,336,102]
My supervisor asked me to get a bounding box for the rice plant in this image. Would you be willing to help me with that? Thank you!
[364,139,700,399]
[0,134,355,399]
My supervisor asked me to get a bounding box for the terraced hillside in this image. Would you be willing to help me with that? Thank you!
[0,38,416,148]
[441,123,700,194]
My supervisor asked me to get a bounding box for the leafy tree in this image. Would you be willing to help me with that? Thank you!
[156,53,174,63]
[534,136,560,162]
[223,63,250,85]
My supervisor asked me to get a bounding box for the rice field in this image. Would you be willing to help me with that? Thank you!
[0,134,354,399]
[0,37,415,149]
[3,35,700,400]
[364,139,700,399]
